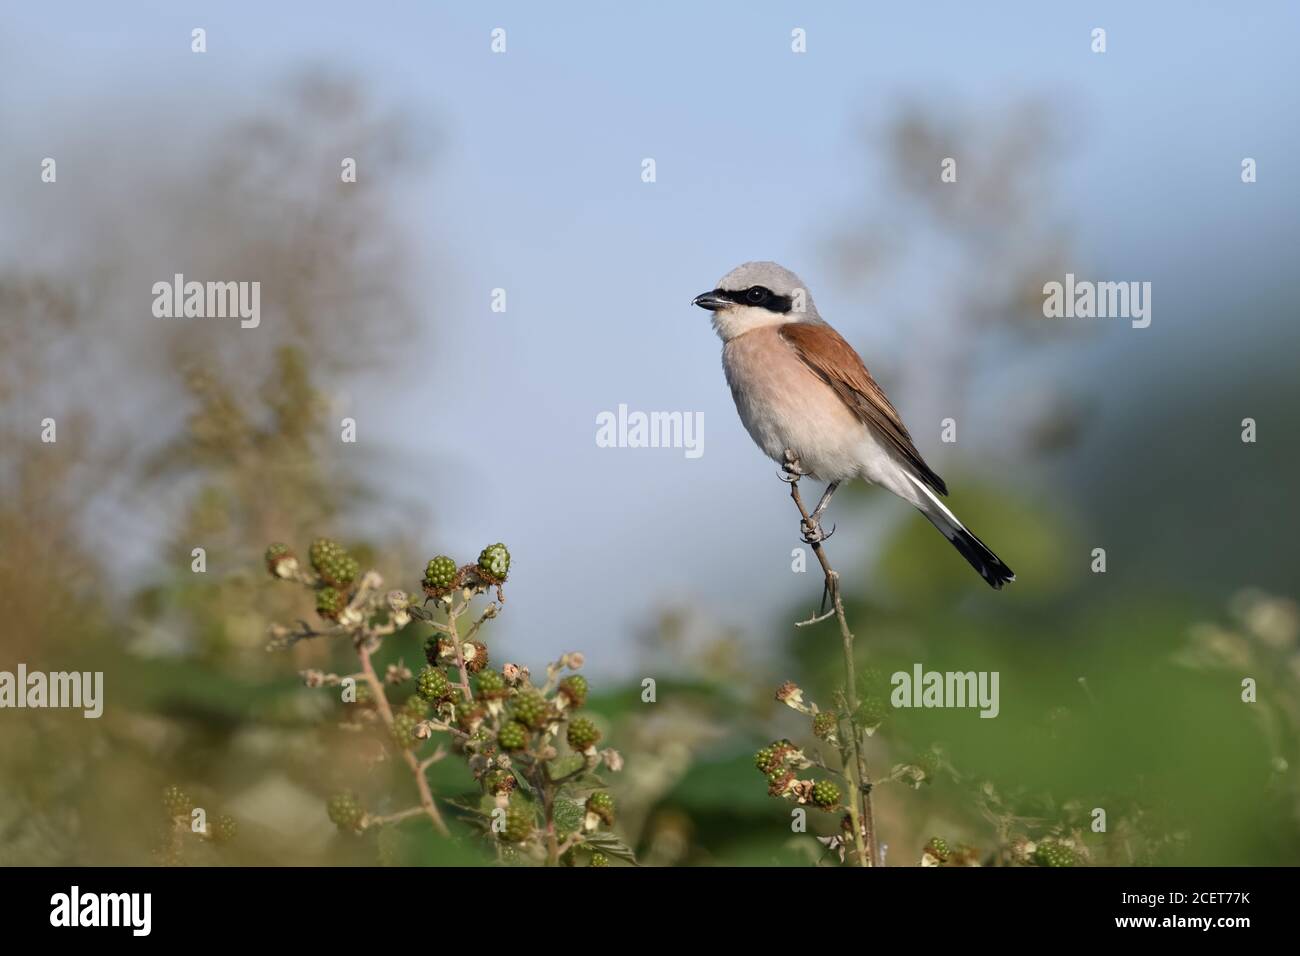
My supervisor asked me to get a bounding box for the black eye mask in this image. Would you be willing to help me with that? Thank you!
[717,285,793,314]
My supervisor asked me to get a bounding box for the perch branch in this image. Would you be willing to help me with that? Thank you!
[786,468,878,867]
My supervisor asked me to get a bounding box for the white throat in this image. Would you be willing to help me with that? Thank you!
[710,305,793,342]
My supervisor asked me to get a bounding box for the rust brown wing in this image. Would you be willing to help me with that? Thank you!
[778,322,948,496]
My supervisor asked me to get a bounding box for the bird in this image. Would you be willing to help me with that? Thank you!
[693,260,1015,590]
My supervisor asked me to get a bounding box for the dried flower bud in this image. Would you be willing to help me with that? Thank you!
[776,681,807,711]
[385,663,412,684]
[599,748,624,772]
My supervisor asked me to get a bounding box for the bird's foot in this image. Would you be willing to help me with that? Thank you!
[800,515,835,544]
[779,450,807,483]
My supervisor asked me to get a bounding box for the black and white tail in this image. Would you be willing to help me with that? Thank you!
[906,474,1016,590]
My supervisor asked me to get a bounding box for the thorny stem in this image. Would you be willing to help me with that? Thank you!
[445,598,475,706]
[358,639,450,837]
[788,475,878,867]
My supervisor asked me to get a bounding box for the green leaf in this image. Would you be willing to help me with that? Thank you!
[547,755,585,780]
[582,833,638,864]
[553,798,584,835]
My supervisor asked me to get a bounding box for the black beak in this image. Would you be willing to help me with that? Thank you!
[692,289,730,311]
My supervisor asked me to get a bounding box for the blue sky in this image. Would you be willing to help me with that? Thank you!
[4,2,1298,671]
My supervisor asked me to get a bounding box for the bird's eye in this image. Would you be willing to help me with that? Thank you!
[746,286,768,304]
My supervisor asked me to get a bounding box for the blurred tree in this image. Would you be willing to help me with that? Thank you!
[0,70,432,864]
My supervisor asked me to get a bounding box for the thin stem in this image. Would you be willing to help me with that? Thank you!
[445,599,475,705]
[367,806,426,827]
[788,476,877,867]
[358,640,450,837]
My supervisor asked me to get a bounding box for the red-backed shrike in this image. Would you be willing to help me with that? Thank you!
[694,261,1015,589]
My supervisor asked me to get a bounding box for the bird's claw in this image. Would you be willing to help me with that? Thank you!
[780,452,807,483]
[800,518,835,544]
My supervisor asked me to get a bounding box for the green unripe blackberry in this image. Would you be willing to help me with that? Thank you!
[498,805,533,843]
[590,852,609,867]
[422,555,457,590]
[755,739,797,775]
[463,640,490,674]
[320,552,359,588]
[483,769,517,796]
[558,675,588,709]
[512,690,549,729]
[390,712,420,749]
[162,785,192,817]
[327,792,364,831]
[416,666,451,702]
[264,543,297,578]
[1033,841,1077,868]
[812,711,838,740]
[812,780,841,809]
[925,837,950,862]
[567,716,602,751]
[309,538,345,574]
[477,542,510,580]
[474,669,507,700]
[316,586,347,621]
[403,694,430,718]
[857,696,888,727]
[212,814,238,844]
[858,667,886,694]
[497,721,528,751]
[586,791,615,826]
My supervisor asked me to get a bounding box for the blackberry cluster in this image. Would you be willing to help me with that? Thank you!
[390,712,420,749]
[567,716,601,751]
[586,792,615,826]
[925,837,951,862]
[264,543,297,577]
[558,675,588,709]
[512,690,550,730]
[327,792,364,832]
[316,586,347,621]
[498,806,533,843]
[310,538,358,588]
[422,555,458,590]
[1033,841,1077,868]
[497,721,528,751]
[856,696,888,727]
[812,780,841,809]
[474,670,508,701]
[477,542,511,581]
[416,666,451,702]
[754,739,799,775]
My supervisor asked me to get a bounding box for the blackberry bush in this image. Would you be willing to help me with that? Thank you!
[265,540,632,866]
